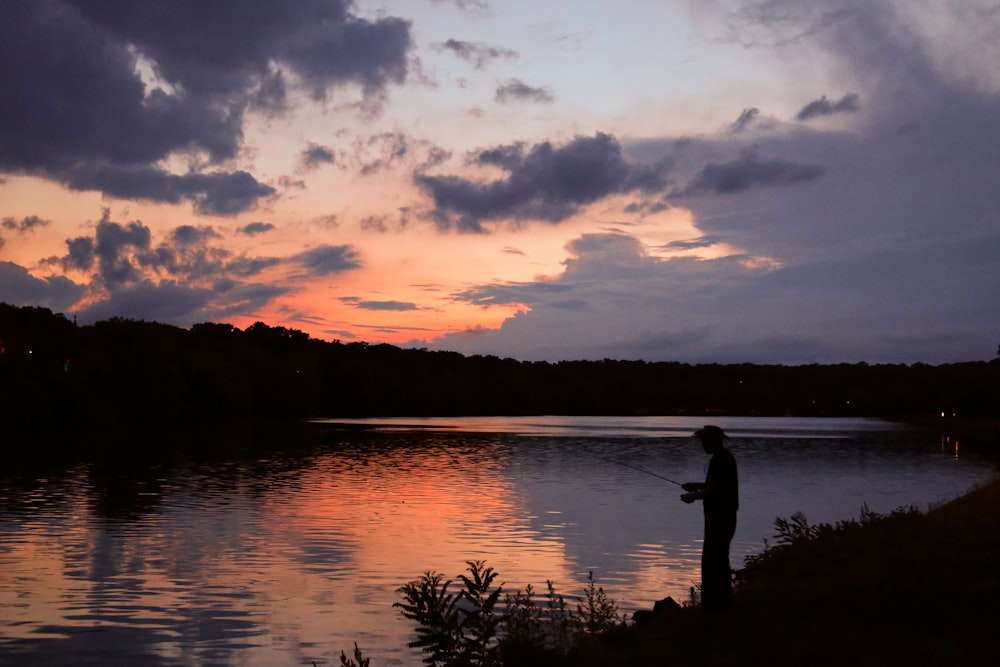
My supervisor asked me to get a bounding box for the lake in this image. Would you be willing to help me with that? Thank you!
[0,416,993,666]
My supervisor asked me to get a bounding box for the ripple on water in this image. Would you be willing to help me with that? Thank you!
[0,417,994,666]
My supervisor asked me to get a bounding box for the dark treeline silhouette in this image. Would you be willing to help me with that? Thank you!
[2,303,998,433]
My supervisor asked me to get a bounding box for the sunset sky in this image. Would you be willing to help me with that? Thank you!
[2,0,998,364]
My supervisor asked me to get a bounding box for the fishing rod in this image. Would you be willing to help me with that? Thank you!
[597,456,684,487]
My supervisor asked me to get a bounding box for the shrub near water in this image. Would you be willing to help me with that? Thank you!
[735,503,923,588]
[394,560,624,667]
[344,495,995,666]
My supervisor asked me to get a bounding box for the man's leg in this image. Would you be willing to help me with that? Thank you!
[702,513,736,610]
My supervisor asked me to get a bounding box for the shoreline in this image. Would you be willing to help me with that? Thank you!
[568,471,1000,666]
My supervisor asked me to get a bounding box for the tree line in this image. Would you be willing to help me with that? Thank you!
[2,303,998,432]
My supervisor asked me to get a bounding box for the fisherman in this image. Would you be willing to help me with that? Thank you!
[681,425,739,611]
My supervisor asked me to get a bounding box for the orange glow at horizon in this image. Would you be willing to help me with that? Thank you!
[0,166,760,350]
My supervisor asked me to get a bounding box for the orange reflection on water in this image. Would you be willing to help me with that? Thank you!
[0,435,708,665]
[267,445,576,587]
[941,435,961,459]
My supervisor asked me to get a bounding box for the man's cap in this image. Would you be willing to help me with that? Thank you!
[693,425,728,440]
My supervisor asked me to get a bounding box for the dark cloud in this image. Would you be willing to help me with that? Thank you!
[451,280,575,307]
[19,207,331,325]
[417,133,669,231]
[92,218,153,286]
[796,93,861,120]
[55,211,285,301]
[440,39,517,68]
[2,215,51,233]
[730,107,760,133]
[420,145,453,171]
[357,133,410,175]
[60,163,276,217]
[277,17,411,99]
[187,171,278,217]
[0,1,412,212]
[623,197,671,215]
[209,281,290,314]
[678,148,825,196]
[62,237,96,274]
[64,1,412,100]
[0,3,238,166]
[665,236,725,250]
[340,132,447,177]
[432,0,491,14]
[171,225,220,246]
[79,281,214,323]
[292,245,361,277]
[475,143,528,170]
[360,215,388,233]
[279,175,308,191]
[495,79,554,104]
[0,261,86,313]
[562,233,652,279]
[237,222,276,236]
[341,298,419,311]
[224,256,283,278]
[301,144,337,170]
[250,69,290,115]
[1,217,50,250]
[360,211,412,233]
[71,279,290,326]
[312,214,341,229]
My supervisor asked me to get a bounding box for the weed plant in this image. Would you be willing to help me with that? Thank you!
[345,489,998,667]
[336,643,369,667]
[394,560,625,666]
[736,503,922,588]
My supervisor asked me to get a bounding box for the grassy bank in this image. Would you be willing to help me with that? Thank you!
[564,474,1000,666]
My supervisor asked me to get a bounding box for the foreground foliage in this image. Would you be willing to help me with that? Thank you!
[394,560,623,666]
[736,502,923,585]
[337,644,369,667]
[350,492,998,666]
[566,488,1000,666]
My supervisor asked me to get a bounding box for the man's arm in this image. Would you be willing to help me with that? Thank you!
[680,481,707,504]
[680,480,718,503]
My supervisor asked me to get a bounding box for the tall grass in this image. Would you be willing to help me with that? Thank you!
[340,504,934,666]
[393,560,624,666]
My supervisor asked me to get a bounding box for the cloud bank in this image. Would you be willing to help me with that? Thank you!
[418,133,669,231]
[0,0,412,214]
[421,0,1000,363]
[0,210,362,327]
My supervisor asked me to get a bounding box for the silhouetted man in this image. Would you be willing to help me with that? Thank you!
[681,425,738,610]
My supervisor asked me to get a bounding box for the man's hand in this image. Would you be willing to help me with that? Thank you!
[680,492,697,504]
[682,483,703,492]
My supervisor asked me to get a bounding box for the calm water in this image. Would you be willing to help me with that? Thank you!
[0,416,993,666]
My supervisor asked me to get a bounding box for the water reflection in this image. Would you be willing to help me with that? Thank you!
[0,417,994,666]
